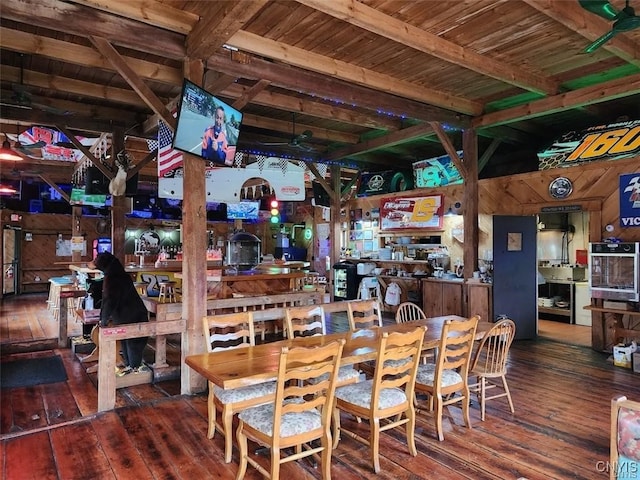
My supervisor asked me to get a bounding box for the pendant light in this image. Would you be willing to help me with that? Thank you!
[0,183,18,195]
[0,140,22,162]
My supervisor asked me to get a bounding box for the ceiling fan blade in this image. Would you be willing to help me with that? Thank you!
[579,0,620,21]
[583,28,618,52]
[298,130,313,140]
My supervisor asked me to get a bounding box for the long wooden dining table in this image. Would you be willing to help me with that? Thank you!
[185,315,492,390]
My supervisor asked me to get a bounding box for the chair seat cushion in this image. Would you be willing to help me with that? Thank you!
[308,365,360,385]
[416,364,462,387]
[213,381,277,404]
[618,407,640,461]
[335,379,407,409]
[238,398,322,437]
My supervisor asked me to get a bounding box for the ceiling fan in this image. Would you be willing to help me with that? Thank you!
[259,113,316,152]
[0,55,72,116]
[579,0,640,52]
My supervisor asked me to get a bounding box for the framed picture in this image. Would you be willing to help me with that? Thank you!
[363,230,373,240]
[363,240,374,252]
[507,232,522,251]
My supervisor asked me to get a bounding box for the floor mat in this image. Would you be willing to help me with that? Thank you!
[1,355,68,389]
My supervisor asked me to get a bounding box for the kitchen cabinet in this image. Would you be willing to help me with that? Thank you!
[467,282,493,323]
[423,279,463,317]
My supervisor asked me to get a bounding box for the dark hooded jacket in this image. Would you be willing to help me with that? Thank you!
[90,252,149,327]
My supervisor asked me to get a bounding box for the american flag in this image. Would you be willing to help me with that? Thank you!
[157,120,183,178]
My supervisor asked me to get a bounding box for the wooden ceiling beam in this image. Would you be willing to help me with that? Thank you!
[56,124,112,180]
[70,0,197,34]
[429,122,466,180]
[227,30,482,115]
[474,73,640,127]
[241,113,359,144]
[297,0,558,95]
[231,79,271,111]
[0,105,139,135]
[221,83,401,131]
[324,122,435,161]
[186,0,269,59]
[0,88,143,125]
[1,66,150,110]
[89,36,176,130]
[206,53,468,126]
[523,0,640,67]
[204,72,238,94]
[1,0,186,60]
[0,27,182,85]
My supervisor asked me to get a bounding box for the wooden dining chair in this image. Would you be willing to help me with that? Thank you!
[202,311,277,463]
[395,302,427,323]
[235,339,345,480]
[469,318,516,421]
[395,302,434,364]
[284,304,326,338]
[284,304,360,386]
[414,315,479,441]
[347,299,383,330]
[332,327,426,473]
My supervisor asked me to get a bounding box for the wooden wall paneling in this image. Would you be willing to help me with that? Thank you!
[505,178,545,205]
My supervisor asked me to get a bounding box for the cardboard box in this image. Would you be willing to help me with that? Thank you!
[603,301,633,311]
[613,342,638,368]
[633,352,640,373]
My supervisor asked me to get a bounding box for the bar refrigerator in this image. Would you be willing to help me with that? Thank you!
[333,261,358,301]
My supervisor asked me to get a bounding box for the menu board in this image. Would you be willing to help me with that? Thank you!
[380,194,444,230]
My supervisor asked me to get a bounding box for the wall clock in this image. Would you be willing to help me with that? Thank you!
[549,177,573,199]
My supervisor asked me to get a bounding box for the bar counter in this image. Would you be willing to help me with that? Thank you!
[176,268,306,299]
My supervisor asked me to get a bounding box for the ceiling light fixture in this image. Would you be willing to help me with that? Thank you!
[0,140,22,161]
[0,184,18,195]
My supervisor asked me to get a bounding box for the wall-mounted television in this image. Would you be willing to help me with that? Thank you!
[227,201,259,221]
[41,183,72,202]
[70,187,108,207]
[129,194,158,219]
[172,79,243,167]
[206,201,227,222]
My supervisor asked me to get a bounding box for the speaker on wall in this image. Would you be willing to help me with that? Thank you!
[311,181,331,208]
[85,166,139,196]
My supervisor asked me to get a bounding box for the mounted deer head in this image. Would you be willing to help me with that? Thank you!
[108,150,132,196]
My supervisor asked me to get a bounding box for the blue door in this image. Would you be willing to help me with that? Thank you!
[493,215,537,340]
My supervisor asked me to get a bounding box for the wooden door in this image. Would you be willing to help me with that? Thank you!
[493,215,537,340]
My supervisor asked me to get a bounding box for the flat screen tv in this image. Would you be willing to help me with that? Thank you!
[70,188,108,207]
[227,201,259,221]
[172,79,243,167]
[206,201,227,222]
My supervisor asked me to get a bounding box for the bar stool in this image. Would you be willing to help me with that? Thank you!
[133,281,148,297]
[158,281,178,303]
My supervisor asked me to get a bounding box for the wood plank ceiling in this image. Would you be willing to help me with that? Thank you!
[0,0,639,185]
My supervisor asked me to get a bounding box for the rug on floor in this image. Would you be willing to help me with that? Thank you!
[1,355,68,389]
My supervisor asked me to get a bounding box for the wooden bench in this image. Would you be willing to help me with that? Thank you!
[97,319,186,412]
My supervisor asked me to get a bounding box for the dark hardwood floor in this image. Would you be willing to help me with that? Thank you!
[1,293,638,479]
